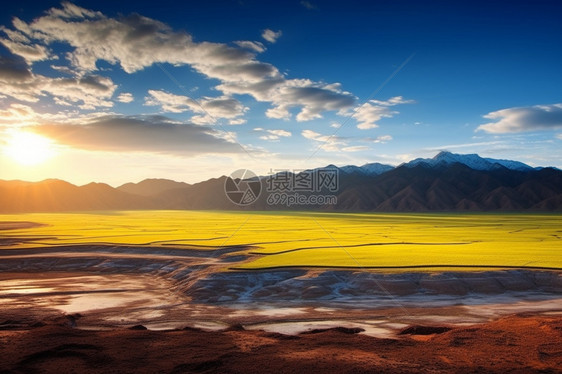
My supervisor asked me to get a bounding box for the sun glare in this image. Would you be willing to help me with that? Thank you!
[3,130,56,166]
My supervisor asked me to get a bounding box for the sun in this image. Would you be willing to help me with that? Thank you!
[3,130,56,166]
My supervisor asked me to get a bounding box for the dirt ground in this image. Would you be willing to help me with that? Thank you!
[0,314,561,373]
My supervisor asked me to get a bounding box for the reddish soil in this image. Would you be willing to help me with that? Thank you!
[0,314,560,373]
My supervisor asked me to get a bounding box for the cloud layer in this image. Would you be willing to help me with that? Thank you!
[0,2,356,123]
[0,55,116,108]
[32,115,242,154]
[0,2,416,163]
[478,104,562,133]
[0,103,241,155]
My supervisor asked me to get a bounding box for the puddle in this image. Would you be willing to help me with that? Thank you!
[0,273,182,319]
[245,320,398,338]
[192,321,229,331]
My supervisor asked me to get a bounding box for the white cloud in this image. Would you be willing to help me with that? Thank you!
[50,65,75,75]
[0,37,52,63]
[234,40,266,53]
[259,135,278,141]
[341,145,368,152]
[370,96,413,106]
[301,129,347,151]
[145,89,248,124]
[350,96,413,130]
[301,129,321,140]
[377,135,393,142]
[45,75,116,109]
[201,96,248,121]
[269,129,291,137]
[117,92,134,103]
[254,127,291,141]
[354,105,395,130]
[14,4,258,74]
[47,2,103,19]
[363,135,393,143]
[0,55,116,108]
[556,133,562,140]
[217,78,356,122]
[2,3,358,122]
[0,103,37,124]
[236,79,355,121]
[145,90,198,113]
[330,122,342,129]
[0,24,54,63]
[0,26,31,43]
[477,103,562,133]
[302,129,391,152]
[262,29,282,43]
[228,118,246,125]
[0,103,106,127]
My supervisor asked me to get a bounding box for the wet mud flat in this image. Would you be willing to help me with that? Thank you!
[0,245,561,334]
[1,245,561,372]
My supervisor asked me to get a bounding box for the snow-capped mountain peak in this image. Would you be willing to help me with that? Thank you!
[404,151,534,171]
[339,162,394,175]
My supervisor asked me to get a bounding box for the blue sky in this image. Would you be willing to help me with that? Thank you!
[0,0,561,185]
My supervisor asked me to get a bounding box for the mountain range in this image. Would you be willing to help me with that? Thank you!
[1,152,561,212]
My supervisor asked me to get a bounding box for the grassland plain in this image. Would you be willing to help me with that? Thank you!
[0,211,561,271]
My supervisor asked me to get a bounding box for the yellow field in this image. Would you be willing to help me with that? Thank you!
[0,211,561,270]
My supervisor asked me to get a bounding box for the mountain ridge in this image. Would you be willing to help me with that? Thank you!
[118,178,190,197]
[1,152,560,213]
[401,151,537,172]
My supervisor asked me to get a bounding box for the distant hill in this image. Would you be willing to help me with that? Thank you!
[118,178,190,197]
[1,152,561,212]
[330,163,562,211]
[0,179,154,213]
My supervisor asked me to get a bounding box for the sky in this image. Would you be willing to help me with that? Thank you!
[0,0,561,186]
